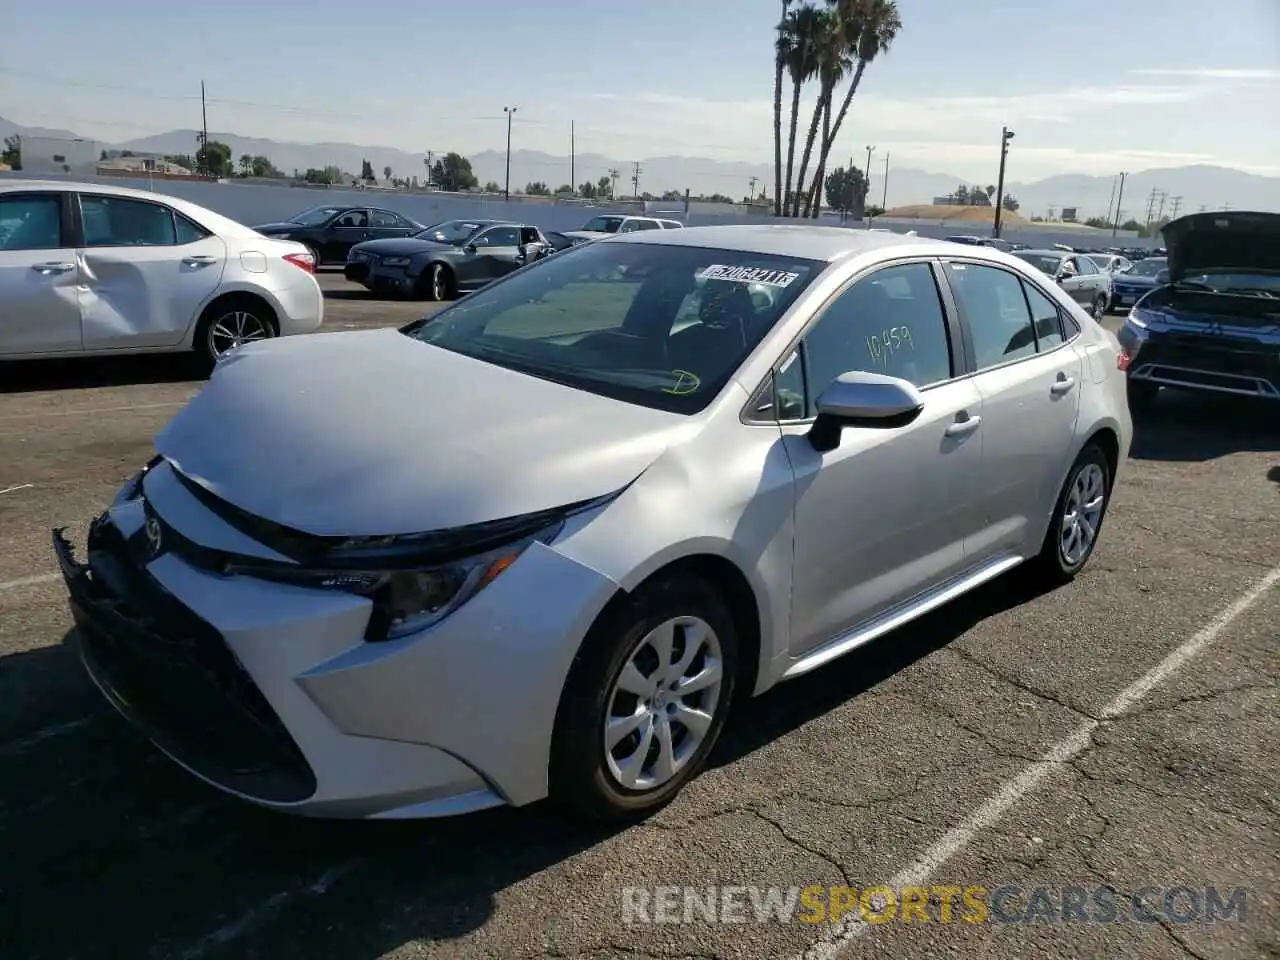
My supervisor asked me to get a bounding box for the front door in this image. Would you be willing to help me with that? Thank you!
[466,225,523,284]
[783,260,986,657]
[0,191,83,356]
[326,208,371,261]
[940,261,1085,559]
[78,193,228,350]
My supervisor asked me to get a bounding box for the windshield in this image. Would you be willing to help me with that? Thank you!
[402,242,822,414]
[1012,252,1064,275]
[415,220,486,244]
[288,206,344,226]
[582,216,624,233]
[1129,257,1168,278]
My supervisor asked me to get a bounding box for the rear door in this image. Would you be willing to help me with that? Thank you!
[77,193,228,350]
[0,190,83,356]
[368,208,418,241]
[940,260,1085,560]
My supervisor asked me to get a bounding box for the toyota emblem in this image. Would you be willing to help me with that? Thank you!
[144,516,163,557]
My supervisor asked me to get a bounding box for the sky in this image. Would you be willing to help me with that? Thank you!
[2,0,1279,183]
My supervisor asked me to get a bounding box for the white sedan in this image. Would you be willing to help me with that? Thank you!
[0,179,323,363]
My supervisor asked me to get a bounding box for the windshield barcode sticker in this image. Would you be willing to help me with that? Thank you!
[700,265,800,287]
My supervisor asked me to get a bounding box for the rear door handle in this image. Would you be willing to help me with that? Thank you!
[182,255,217,265]
[944,413,982,437]
[1051,375,1076,395]
[32,262,75,275]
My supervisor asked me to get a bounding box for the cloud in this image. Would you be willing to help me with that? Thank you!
[1129,68,1280,81]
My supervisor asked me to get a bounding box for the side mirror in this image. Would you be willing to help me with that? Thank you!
[463,243,477,254]
[808,371,924,452]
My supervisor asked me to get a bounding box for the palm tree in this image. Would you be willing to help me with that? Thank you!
[809,0,902,210]
[795,14,850,216]
[780,4,824,218]
[772,0,792,217]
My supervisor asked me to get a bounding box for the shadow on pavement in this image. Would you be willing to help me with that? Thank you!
[0,354,209,394]
[0,573,1053,960]
[1268,465,1280,490]
[1129,389,1280,462]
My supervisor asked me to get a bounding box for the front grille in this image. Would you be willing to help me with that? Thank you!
[62,519,317,803]
[1135,332,1280,398]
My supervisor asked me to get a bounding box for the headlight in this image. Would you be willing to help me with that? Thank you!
[275,233,292,240]
[226,520,563,641]
[382,256,411,267]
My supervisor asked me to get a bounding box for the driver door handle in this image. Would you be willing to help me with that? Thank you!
[32,262,75,275]
[944,412,982,437]
[1050,374,1076,395]
[182,255,217,265]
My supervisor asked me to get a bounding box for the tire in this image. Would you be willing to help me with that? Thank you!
[550,576,739,822]
[1127,379,1158,411]
[196,299,275,365]
[306,244,322,268]
[1025,443,1112,587]
[1091,294,1107,320]
[419,263,453,302]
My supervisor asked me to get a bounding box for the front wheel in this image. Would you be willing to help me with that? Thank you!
[1025,443,1112,586]
[1091,294,1107,320]
[419,263,453,301]
[550,576,738,821]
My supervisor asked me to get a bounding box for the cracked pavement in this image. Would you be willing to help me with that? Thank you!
[1,286,1276,960]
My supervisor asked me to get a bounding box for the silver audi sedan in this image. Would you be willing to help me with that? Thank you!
[54,225,1131,821]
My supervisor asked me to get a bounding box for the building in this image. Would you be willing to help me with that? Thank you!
[16,135,99,177]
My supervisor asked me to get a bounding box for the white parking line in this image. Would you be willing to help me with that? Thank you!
[0,572,60,592]
[803,563,1280,960]
[174,860,360,960]
[0,483,34,496]
[0,400,187,423]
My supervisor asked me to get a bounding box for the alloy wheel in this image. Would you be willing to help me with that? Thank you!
[208,310,271,359]
[432,267,448,300]
[603,616,724,792]
[1060,462,1105,565]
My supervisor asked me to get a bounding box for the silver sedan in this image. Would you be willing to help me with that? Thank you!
[55,225,1131,821]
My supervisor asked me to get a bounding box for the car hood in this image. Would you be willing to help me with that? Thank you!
[153,328,688,537]
[352,238,455,257]
[1162,211,1280,282]
[564,230,609,239]
[252,222,301,234]
[1113,272,1160,286]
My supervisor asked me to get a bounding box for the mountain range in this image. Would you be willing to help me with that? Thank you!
[4,114,1279,220]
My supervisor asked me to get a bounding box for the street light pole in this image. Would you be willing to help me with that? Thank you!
[992,126,1015,239]
[503,106,517,202]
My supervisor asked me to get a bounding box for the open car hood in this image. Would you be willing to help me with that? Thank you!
[1161,211,1280,282]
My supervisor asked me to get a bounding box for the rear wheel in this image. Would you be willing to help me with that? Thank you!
[1025,443,1111,586]
[550,576,738,821]
[1091,294,1107,320]
[197,300,275,364]
[306,244,322,268]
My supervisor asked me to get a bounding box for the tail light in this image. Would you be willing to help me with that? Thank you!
[283,252,315,273]
[1116,350,1132,371]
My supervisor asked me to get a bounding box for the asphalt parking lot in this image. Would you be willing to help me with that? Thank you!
[1,271,1277,960]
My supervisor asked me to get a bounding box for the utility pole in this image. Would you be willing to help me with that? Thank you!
[503,106,517,201]
[1111,171,1126,237]
[992,126,1015,239]
[865,145,876,217]
[1156,191,1168,222]
[1169,196,1182,219]
[631,161,642,199]
[881,152,889,211]
[570,121,575,195]
[424,151,434,188]
[609,168,619,199]
[1144,187,1159,227]
[1105,174,1118,227]
[748,176,758,201]
[196,80,209,177]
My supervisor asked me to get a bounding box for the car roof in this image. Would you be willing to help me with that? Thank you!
[1014,248,1069,256]
[0,177,261,239]
[598,224,941,262]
